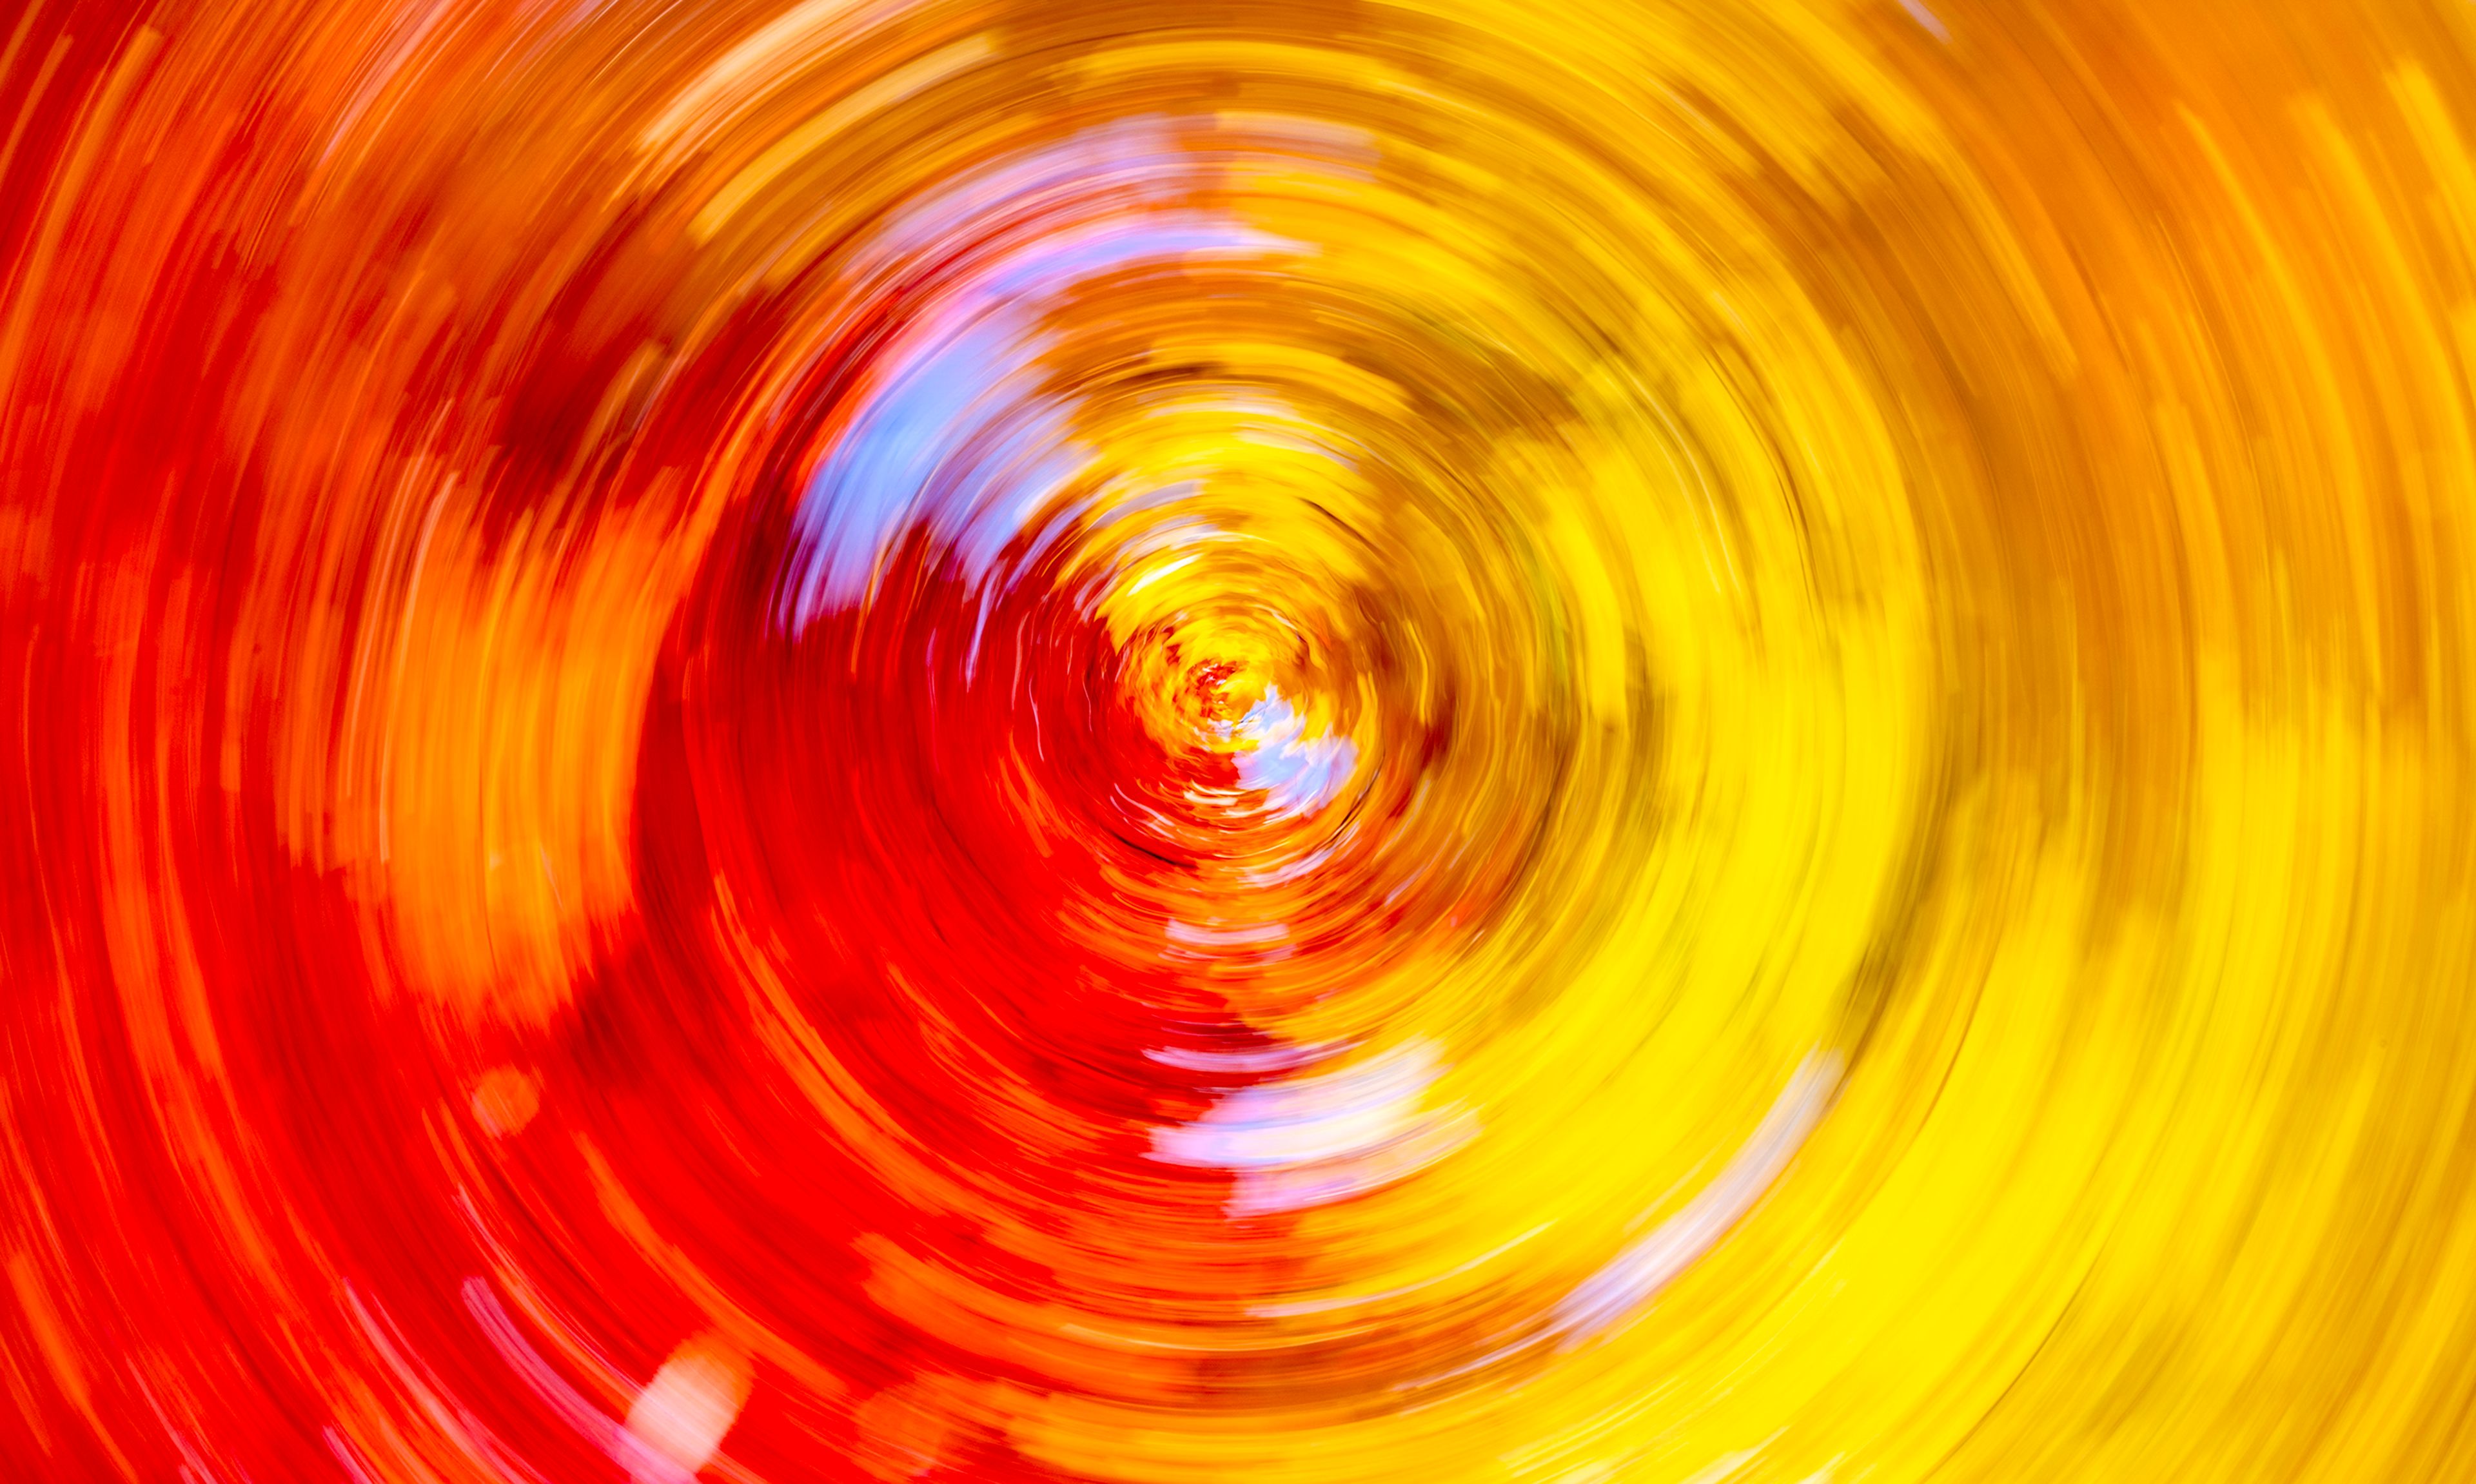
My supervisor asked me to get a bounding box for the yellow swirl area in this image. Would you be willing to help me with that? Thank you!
[6,1,2476,1482]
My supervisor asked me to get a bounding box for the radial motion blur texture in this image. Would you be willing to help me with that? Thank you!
[12,0,2476,1479]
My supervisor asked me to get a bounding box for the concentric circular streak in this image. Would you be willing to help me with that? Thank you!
[5,1,2476,1481]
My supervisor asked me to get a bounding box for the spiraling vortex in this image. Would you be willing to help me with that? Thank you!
[8,1,2476,1481]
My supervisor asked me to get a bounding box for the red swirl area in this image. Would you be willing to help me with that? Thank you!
[12,1,2476,1483]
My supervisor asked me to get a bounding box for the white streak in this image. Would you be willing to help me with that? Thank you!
[1154,1042,1473,1214]
[1900,0,1950,41]
[1552,1053,1840,1342]
[625,1338,751,1482]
